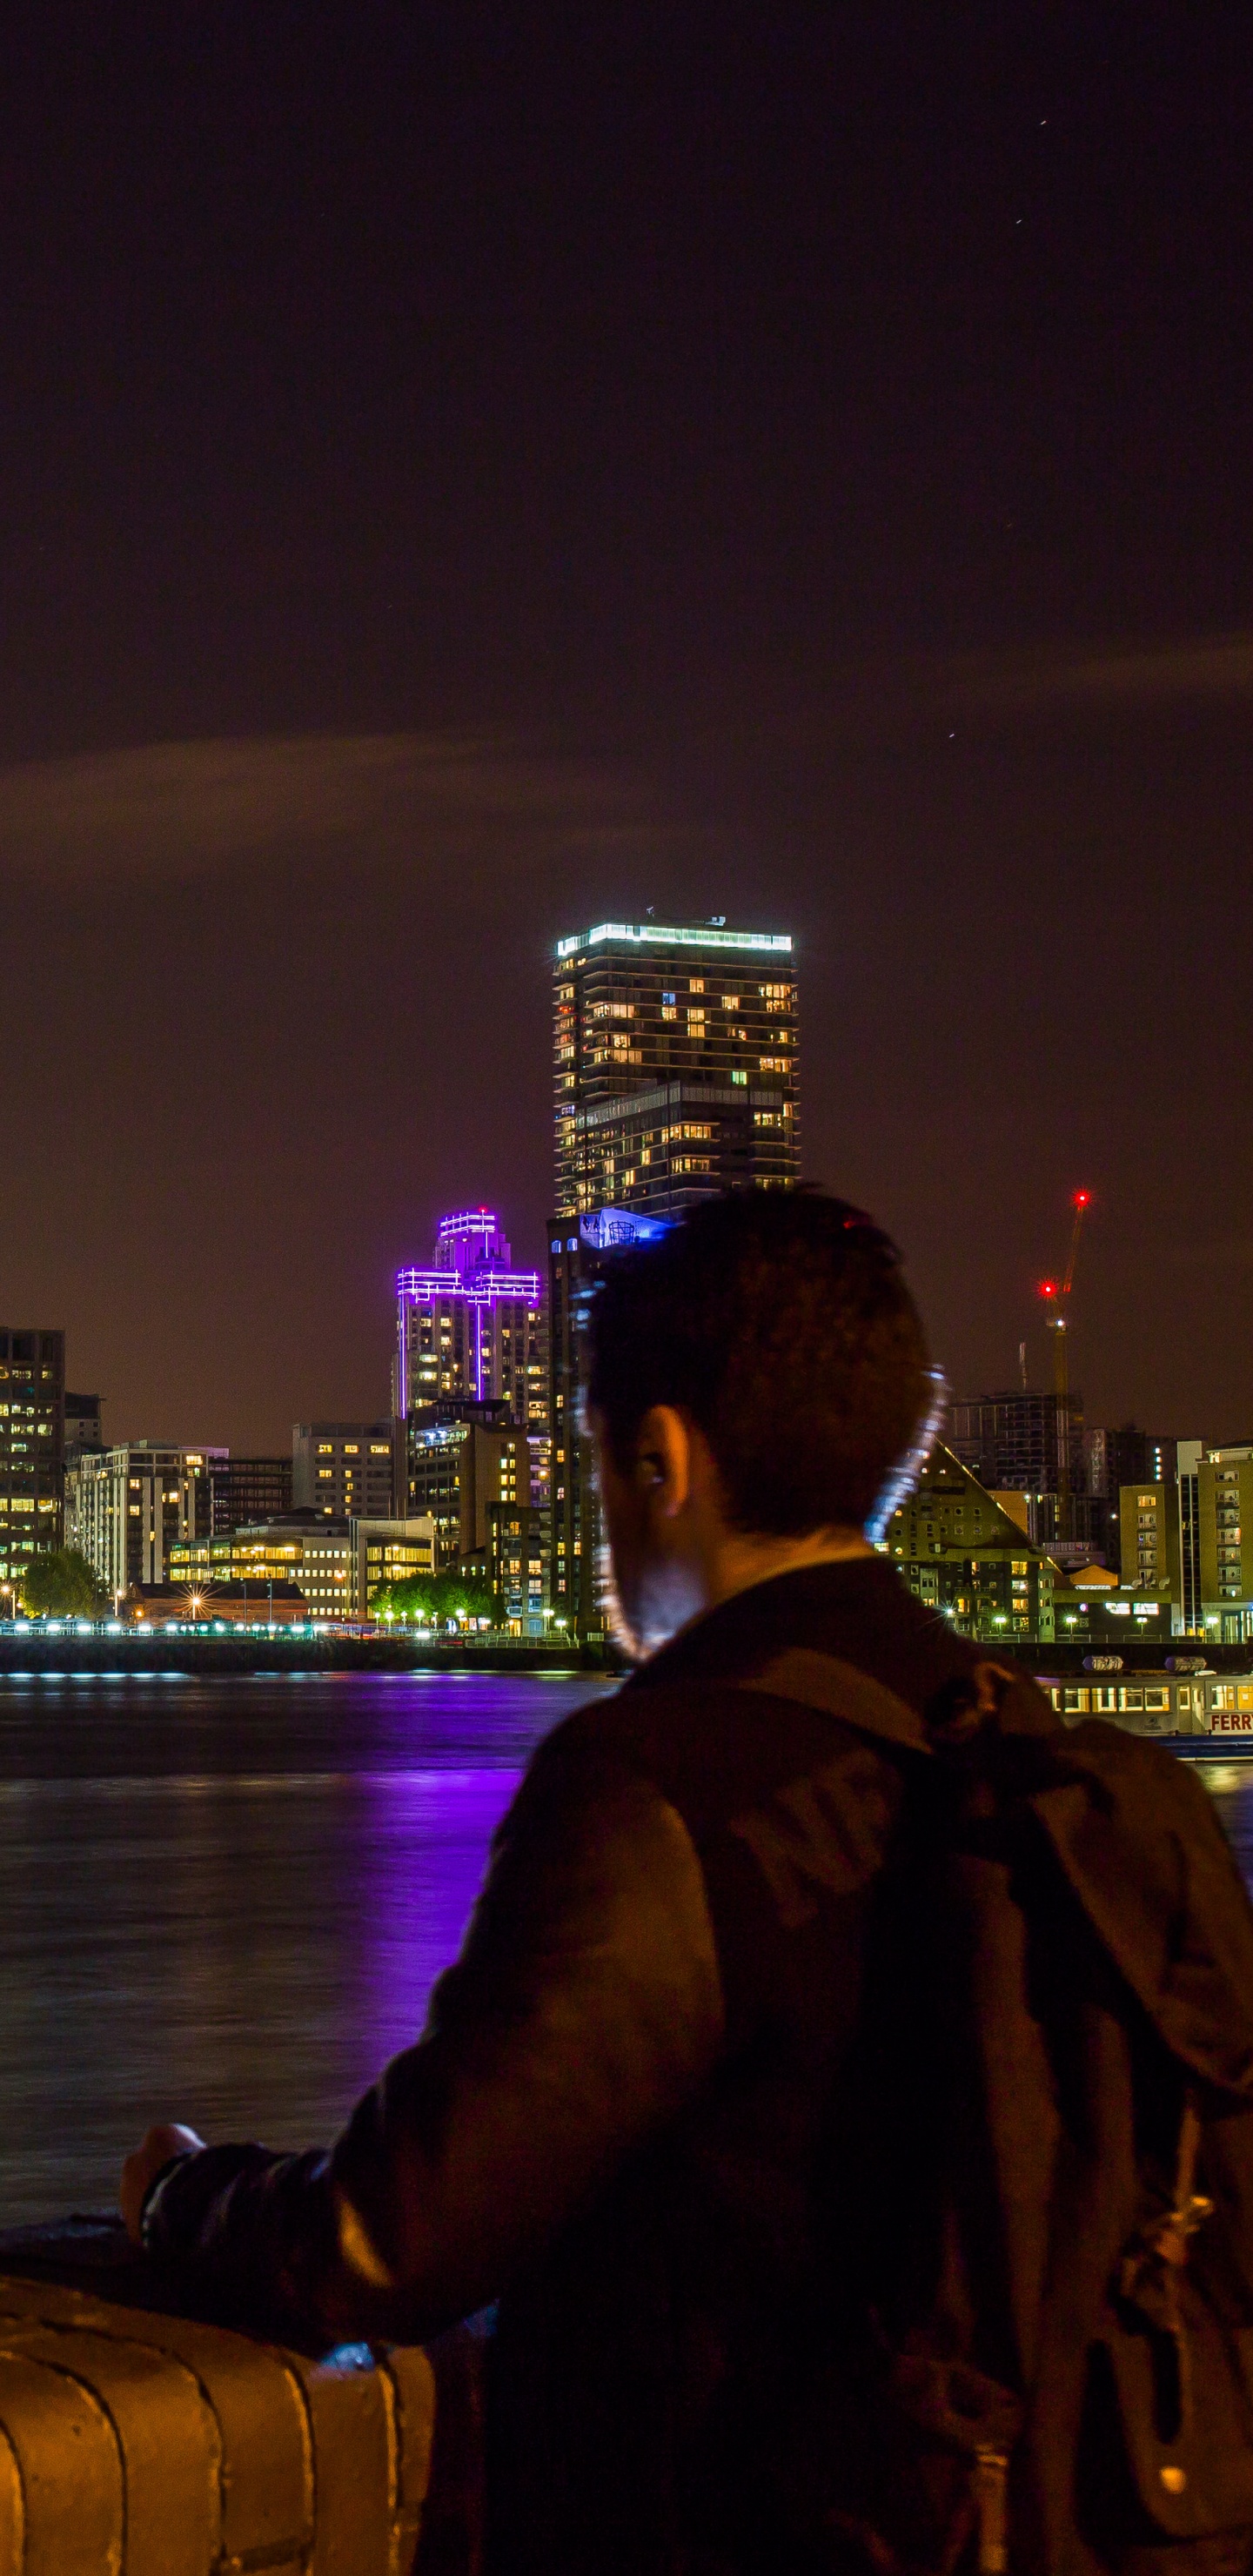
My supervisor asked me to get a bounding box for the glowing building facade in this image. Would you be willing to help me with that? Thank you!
[553,921,799,1218]
[395,1210,546,1431]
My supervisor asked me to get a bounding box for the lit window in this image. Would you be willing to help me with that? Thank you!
[759,1056,787,1072]
[688,977,705,993]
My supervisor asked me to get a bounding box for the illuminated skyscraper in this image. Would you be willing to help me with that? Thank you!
[553,919,799,1218]
[0,1328,66,1587]
[394,1210,546,1432]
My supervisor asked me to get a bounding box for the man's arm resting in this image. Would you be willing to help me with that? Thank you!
[137,1746,725,2345]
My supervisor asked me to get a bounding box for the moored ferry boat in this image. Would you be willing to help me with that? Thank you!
[1038,1667,1253,1742]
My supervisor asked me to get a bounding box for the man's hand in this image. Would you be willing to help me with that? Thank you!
[120,2123,205,2243]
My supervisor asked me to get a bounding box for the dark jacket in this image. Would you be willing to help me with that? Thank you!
[143,1559,1192,2573]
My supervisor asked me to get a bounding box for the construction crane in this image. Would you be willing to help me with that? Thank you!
[1038,1191,1091,1538]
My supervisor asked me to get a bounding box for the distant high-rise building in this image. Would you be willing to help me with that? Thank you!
[0,1329,66,1591]
[553,919,799,1218]
[292,1422,398,1520]
[66,1442,224,1600]
[948,1391,1085,1508]
[394,1211,545,1430]
[64,1391,103,1464]
[210,1454,292,1534]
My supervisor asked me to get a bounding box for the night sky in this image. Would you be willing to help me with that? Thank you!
[2,4,1250,1451]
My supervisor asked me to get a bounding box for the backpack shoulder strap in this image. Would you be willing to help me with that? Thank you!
[737,1647,933,1755]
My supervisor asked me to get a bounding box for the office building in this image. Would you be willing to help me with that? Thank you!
[133,1581,310,1629]
[1200,1446,1253,1643]
[172,1513,356,1621]
[0,1329,66,1588]
[210,1454,292,1534]
[553,919,799,1218]
[1085,1425,1177,1504]
[394,1210,545,1429]
[354,1519,438,1618]
[66,1444,224,1600]
[405,1400,530,1569]
[1083,1426,1177,1571]
[1116,1436,1209,1634]
[1117,1481,1184,1620]
[486,1502,551,1636]
[884,1445,1057,1642]
[292,1422,398,1520]
[64,1392,104,1464]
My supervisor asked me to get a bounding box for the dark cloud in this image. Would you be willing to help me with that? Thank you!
[944,631,1253,715]
[0,733,664,883]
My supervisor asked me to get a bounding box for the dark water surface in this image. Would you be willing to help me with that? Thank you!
[0,1674,1246,2224]
[0,1669,611,2222]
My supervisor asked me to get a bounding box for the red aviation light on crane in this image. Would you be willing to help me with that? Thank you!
[1072,1190,1091,1210]
[1038,1278,1058,1300]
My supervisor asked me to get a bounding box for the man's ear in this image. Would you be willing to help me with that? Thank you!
[633,1407,693,1519]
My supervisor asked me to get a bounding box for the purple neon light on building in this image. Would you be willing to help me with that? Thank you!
[395,1210,546,1429]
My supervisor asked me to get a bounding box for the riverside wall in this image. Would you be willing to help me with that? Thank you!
[0,1631,620,1677]
[0,2237,437,2573]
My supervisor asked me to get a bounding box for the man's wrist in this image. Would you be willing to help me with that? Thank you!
[138,2150,199,2248]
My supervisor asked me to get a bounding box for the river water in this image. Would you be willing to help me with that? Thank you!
[0,1669,610,2222]
[0,1670,1247,2224]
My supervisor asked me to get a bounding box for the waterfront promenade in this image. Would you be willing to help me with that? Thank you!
[0,1627,616,1677]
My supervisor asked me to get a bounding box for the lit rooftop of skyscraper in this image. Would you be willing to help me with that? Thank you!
[395,1210,545,1428]
[553,916,799,1218]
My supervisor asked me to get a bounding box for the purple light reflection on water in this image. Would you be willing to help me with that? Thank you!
[352,1764,526,2070]
[0,1667,613,2222]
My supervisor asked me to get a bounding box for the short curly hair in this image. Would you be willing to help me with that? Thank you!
[584,1188,934,1534]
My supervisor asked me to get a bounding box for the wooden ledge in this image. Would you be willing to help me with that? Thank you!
[0,2222,434,2574]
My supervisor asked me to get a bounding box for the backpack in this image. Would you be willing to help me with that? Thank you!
[736,1647,1253,2576]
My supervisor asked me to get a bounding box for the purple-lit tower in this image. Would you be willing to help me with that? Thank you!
[394,1210,546,1432]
